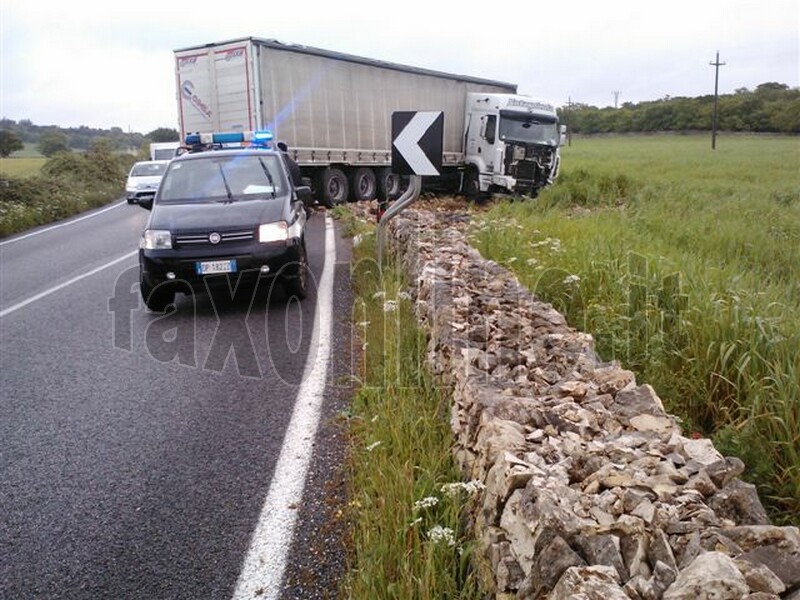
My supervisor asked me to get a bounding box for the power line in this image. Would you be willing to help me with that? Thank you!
[710,51,726,150]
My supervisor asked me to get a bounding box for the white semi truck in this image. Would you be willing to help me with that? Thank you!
[173,37,562,205]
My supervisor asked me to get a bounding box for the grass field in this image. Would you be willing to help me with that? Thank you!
[0,156,47,178]
[471,134,800,523]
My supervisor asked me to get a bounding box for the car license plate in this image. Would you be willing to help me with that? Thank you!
[195,259,237,275]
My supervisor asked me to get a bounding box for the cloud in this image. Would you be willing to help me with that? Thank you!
[2,0,797,131]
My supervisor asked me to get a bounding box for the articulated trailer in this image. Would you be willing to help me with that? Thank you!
[174,37,562,205]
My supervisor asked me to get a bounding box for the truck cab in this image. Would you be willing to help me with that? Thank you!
[464,93,561,197]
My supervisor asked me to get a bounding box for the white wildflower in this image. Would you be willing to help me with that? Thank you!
[353,234,363,247]
[441,480,486,498]
[525,258,538,266]
[357,320,371,328]
[383,300,398,313]
[413,496,439,511]
[365,441,382,452]
[397,291,412,301]
[372,291,385,299]
[563,274,581,285]
[427,525,456,547]
[462,479,486,495]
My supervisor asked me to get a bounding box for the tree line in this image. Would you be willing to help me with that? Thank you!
[0,119,179,158]
[559,82,800,134]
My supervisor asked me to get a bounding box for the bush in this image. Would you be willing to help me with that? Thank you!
[0,145,134,237]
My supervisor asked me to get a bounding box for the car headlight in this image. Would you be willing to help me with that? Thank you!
[258,221,288,243]
[141,229,172,250]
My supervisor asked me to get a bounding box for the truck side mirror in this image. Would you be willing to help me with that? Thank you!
[139,198,153,211]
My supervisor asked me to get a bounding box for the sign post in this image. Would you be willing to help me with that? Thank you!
[378,111,444,264]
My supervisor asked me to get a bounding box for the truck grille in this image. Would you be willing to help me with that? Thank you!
[514,160,538,182]
[175,230,255,246]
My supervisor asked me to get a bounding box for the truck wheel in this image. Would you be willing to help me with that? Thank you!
[463,167,485,202]
[320,167,349,207]
[377,167,402,201]
[349,168,377,202]
[141,281,174,312]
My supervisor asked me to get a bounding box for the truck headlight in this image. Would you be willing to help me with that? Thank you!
[141,229,172,250]
[258,221,288,243]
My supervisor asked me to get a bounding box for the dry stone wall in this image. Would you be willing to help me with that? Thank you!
[384,207,800,600]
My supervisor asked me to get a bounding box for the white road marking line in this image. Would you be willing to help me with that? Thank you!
[0,250,138,318]
[231,213,336,600]
[0,200,127,246]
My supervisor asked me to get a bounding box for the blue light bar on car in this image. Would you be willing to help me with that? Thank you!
[184,130,274,147]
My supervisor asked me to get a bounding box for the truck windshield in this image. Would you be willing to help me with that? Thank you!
[158,154,285,202]
[498,111,559,146]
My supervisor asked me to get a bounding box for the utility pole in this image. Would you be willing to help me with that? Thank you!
[709,51,726,150]
[613,91,621,109]
[566,97,572,146]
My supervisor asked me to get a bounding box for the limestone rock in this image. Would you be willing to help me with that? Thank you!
[707,479,770,525]
[518,535,585,599]
[734,558,786,595]
[547,565,629,600]
[662,551,748,599]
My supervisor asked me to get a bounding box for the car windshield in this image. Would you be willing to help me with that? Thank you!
[158,154,285,202]
[131,163,168,177]
[498,111,559,146]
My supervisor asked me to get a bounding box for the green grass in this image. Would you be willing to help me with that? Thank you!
[0,156,47,178]
[471,134,800,524]
[338,214,484,599]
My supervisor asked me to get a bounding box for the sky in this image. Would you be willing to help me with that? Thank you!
[1,0,798,134]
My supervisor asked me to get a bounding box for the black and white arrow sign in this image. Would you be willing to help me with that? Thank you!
[391,111,443,176]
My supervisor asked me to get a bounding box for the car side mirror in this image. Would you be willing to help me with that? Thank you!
[139,198,153,211]
[294,185,313,206]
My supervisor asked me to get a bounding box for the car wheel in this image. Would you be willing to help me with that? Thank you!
[141,281,174,311]
[320,167,349,208]
[349,167,377,202]
[283,241,309,300]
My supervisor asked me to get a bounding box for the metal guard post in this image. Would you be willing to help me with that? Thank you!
[376,175,422,265]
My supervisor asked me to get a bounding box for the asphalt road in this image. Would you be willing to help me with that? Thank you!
[0,201,352,599]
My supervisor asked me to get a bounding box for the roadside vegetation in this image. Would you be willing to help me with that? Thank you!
[334,207,484,599]
[470,135,800,524]
[0,139,136,237]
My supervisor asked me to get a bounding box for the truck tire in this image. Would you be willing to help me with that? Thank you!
[377,167,402,201]
[463,167,487,202]
[349,167,377,202]
[320,167,349,208]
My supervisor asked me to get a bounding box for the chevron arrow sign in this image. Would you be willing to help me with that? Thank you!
[391,111,443,176]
